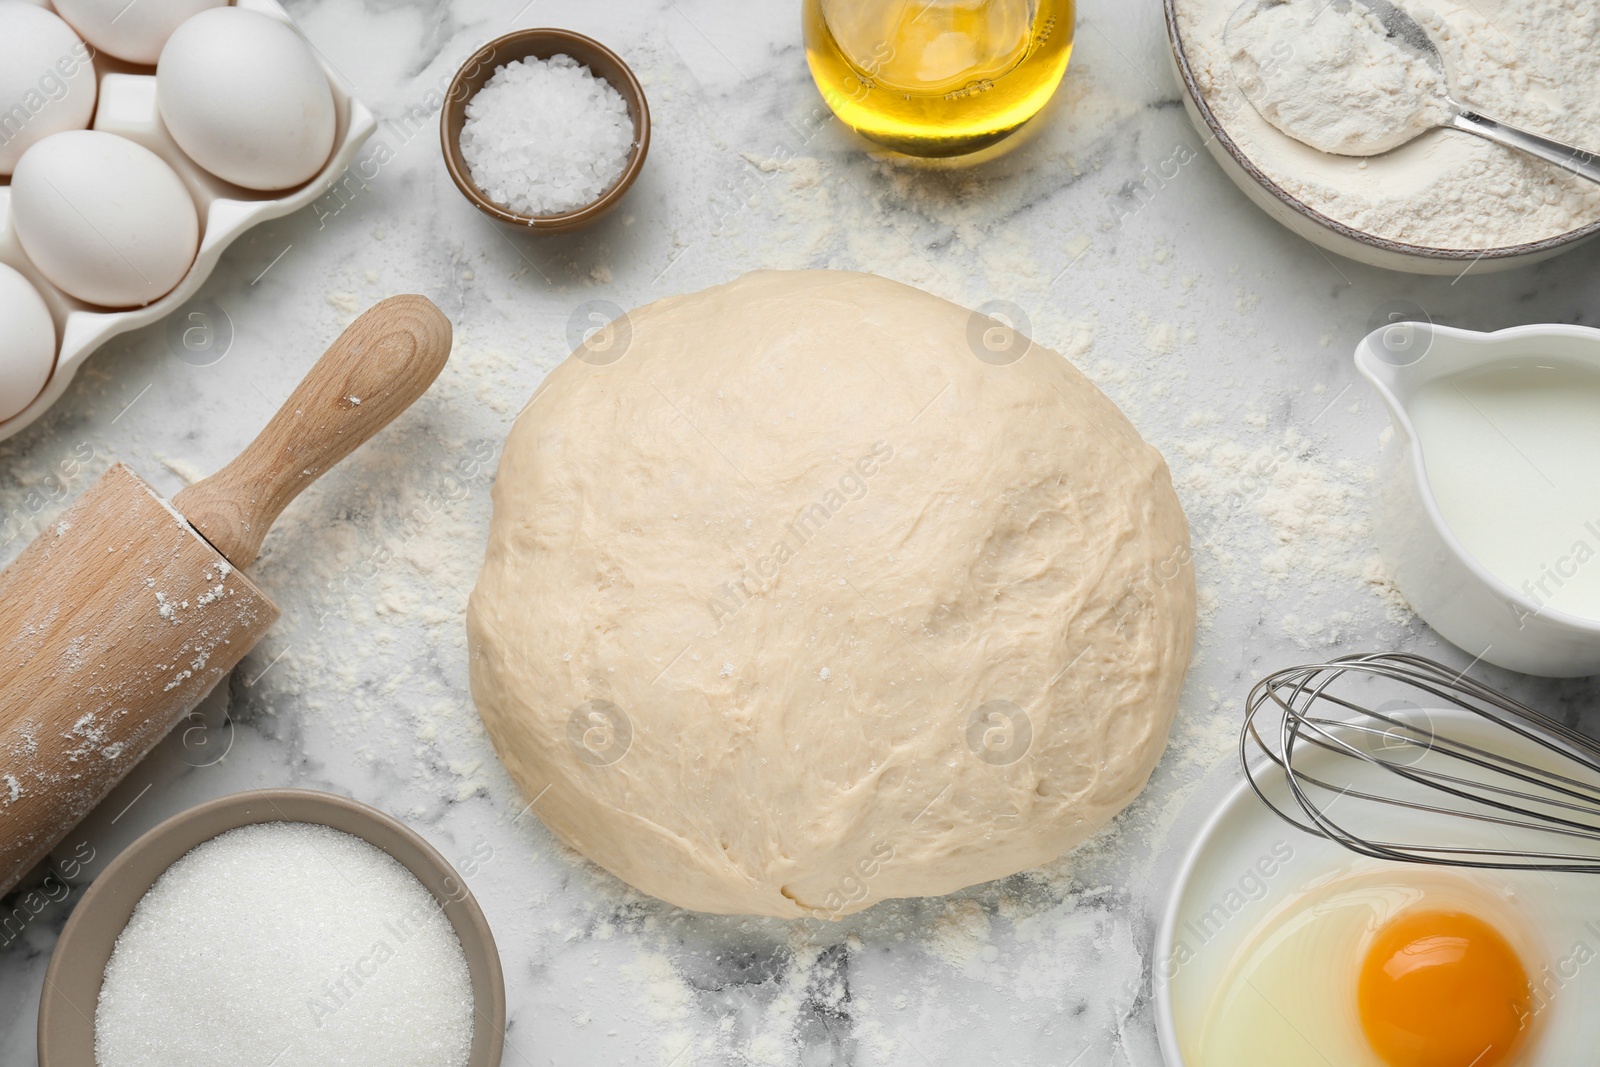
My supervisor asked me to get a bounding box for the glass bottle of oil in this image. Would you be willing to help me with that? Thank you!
[803,0,1075,157]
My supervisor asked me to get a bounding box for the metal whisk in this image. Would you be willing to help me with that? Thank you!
[1241,652,1600,872]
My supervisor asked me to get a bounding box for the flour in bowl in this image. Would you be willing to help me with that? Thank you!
[1227,0,1449,156]
[1176,0,1600,249]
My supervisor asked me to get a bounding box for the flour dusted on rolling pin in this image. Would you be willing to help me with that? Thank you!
[0,465,274,894]
[1,295,453,898]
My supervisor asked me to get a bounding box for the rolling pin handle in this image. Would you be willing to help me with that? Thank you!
[172,295,452,567]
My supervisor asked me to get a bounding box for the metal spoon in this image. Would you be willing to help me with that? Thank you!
[1226,0,1600,184]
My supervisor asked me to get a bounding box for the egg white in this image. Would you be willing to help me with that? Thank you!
[1186,868,1543,1067]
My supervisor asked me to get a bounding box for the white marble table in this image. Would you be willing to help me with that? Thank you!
[4,0,1599,1064]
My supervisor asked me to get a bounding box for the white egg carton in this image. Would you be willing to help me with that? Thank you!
[0,0,375,446]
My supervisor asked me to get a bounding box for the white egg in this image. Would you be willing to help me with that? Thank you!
[51,0,221,65]
[156,8,336,191]
[0,263,56,423]
[11,131,199,308]
[0,2,97,175]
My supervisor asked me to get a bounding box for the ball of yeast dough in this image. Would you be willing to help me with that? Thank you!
[468,270,1195,918]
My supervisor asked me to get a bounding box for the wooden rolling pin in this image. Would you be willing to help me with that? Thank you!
[0,295,451,896]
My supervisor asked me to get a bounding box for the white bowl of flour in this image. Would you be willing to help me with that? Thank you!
[1165,0,1600,274]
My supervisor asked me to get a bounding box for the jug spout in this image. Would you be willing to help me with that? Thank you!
[1358,321,1600,677]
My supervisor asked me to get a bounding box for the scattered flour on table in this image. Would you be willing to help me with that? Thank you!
[0,37,1418,1067]
[0,151,1408,1067]
[1173,422,1414,646]
[6,148,1405,1067]
[158,455,206,485]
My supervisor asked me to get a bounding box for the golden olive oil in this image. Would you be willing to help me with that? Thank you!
[803,0,1074,157]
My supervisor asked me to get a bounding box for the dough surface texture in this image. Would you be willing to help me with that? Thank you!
[468,270,1195,918]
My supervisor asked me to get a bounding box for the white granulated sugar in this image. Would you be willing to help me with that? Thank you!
[95,822,474,1067]
[1177,0,1600,248]
[1228,0,1448,155]
[460,54,634,217]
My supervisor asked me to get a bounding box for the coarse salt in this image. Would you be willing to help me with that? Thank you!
[460,54,634,217]
[95,821,474,1067]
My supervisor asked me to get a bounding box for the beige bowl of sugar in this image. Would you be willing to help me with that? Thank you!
[1163,0,1600,275]
[38,788,505,1067]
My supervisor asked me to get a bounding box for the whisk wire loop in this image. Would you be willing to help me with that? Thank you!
[1241,652,1600,873]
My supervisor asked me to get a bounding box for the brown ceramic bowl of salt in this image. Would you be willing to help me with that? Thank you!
[38,788,505,1067]
[441,28,651,234]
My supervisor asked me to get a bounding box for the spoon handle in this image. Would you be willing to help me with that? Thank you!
[1451,110,1600,186]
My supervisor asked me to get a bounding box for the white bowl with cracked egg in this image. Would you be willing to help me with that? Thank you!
[1155,707,1596,1065]
[0,0,375,446]
[1162,0,1600,275]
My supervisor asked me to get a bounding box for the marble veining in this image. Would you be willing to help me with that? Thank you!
[4,0,1600,1064]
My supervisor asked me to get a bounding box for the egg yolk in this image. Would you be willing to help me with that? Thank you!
[1357,908,1533,1067]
